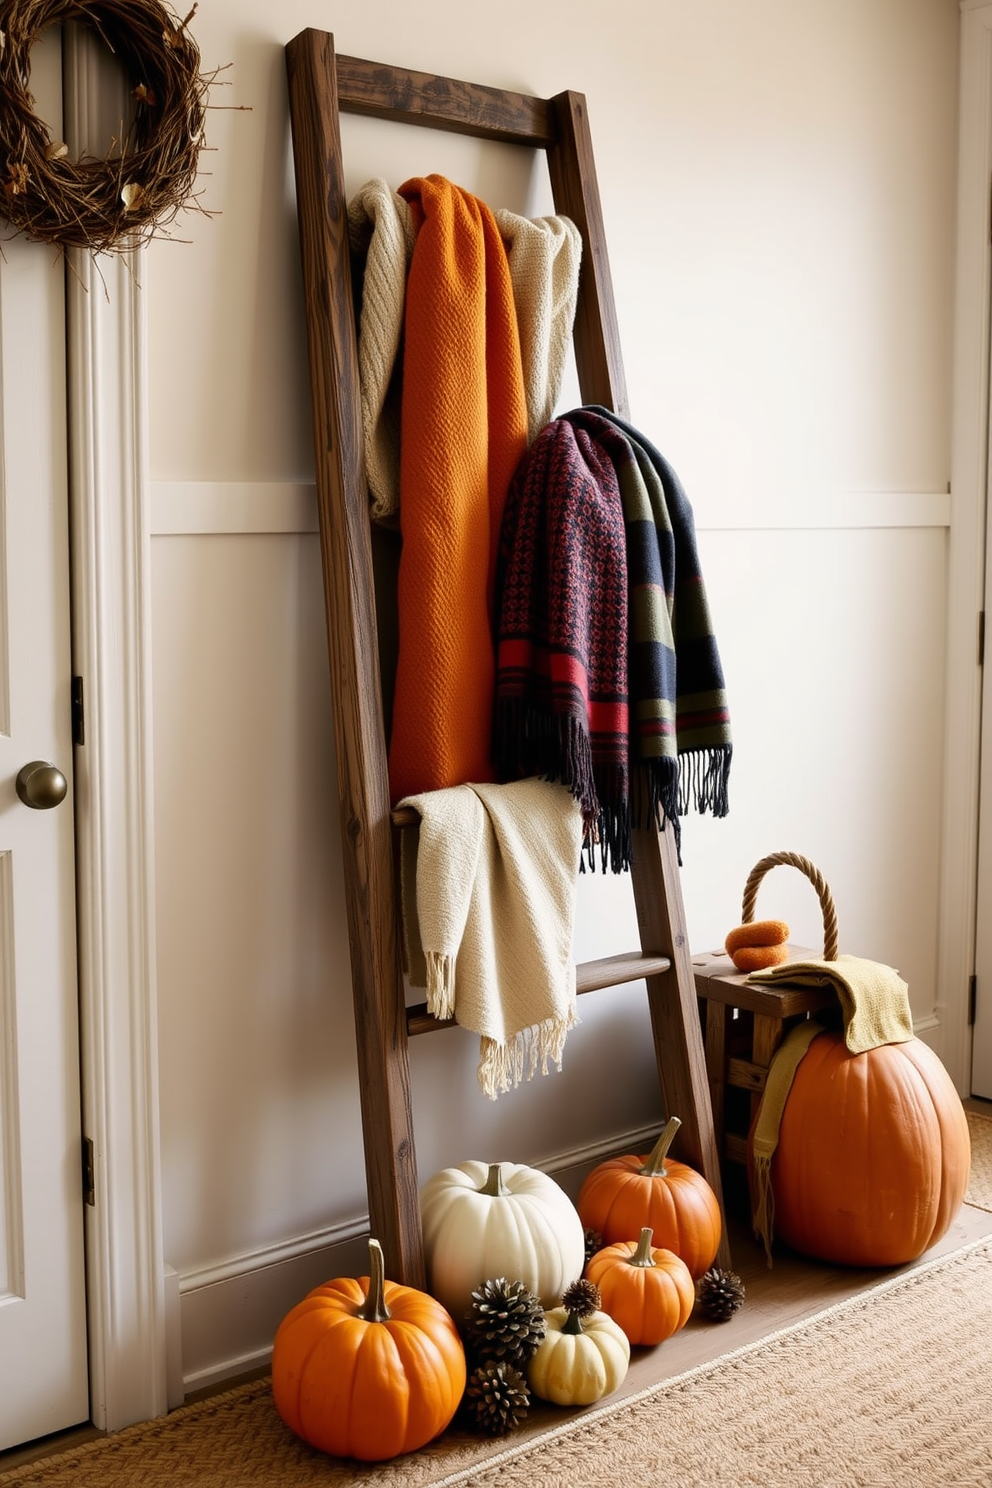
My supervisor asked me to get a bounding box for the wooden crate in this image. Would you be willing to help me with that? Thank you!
[692,947,841,1167]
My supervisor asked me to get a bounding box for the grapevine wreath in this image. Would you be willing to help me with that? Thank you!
[0,0,213,252]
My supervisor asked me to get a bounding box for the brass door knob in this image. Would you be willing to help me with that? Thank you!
[15,760,68,810]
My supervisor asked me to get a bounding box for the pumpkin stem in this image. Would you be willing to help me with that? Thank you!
[627,1227,658,1269]
[478,1163,512,1198]
[561,1307,586,1335]
[639,1116,682,1176]
[355,1238,392,1324]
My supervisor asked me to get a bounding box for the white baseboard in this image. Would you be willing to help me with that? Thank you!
[164,1266,184,1411]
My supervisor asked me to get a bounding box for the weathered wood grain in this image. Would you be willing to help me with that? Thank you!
[286,28,423,1287]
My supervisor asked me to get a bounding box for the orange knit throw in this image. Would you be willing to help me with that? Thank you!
[388,175,529,803]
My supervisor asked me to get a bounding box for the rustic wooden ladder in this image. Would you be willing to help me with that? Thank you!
[285,28,730,1287]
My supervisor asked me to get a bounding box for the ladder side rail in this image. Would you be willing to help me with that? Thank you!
[545,100,728,1241]
[545,90,630,417]
[286,28,425,1288]
[632,819,732,1269]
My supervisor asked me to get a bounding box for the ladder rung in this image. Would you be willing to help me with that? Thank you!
[406,1005,456,1036]
[406,950,671,1037]
[576,951,672,994]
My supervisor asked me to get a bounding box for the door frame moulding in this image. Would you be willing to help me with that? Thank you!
[939,0,992,1094]
[64,31,168,1432]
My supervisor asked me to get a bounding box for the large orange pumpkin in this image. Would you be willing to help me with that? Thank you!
[577,1117,722,1280]
[585,1227,695,1345]
[271,1238,466,1460]
[750,1030,971,1267]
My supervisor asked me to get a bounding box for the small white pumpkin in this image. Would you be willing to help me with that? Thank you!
[420,1160,585,1321]
[527,1280,630,1406]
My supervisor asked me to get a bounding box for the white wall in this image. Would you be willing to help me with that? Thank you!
[145,0,961,1390]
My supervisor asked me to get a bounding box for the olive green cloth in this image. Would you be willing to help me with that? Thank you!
[748,953,913,1054]
[750,1018,824,1266]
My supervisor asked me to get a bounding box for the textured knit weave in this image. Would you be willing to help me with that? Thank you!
[347,178,418,521]
[493,414,633,870]
[749,954,914,1054]
[388,175,529,803]
[347,183,581,520]
[399,778,583,1099]
[494,210,582,441]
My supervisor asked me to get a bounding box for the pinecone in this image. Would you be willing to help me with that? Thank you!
[462,1361,531,1436]
[463,1277,546,1367]
[696,1266,746,1321]
[562,1277,601,1319]
[583,1227,603,1267]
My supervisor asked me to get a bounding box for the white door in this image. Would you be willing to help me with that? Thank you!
[0,35,89,1450]
[974,652,992,1097]
[974,352,992,1097]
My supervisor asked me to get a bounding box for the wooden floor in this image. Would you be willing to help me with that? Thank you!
[5,1104,990,1475]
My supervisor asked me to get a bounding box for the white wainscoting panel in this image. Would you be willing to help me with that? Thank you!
[150,482,950,537]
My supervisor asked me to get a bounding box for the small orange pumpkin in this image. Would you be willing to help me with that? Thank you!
[271,1238,466,1460]
[577,1117,722,1279]
[585,1227,695,1345]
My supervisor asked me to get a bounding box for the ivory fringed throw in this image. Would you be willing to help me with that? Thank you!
[388,175,529,804]
[399,778,583,1099]
[346,179,418,521]
[494,210,582,441]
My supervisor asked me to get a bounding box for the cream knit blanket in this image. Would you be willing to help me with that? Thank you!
[348,180,582,518]
[494,208,582,441]
[347,179,417,520]
[399,777,583,1099]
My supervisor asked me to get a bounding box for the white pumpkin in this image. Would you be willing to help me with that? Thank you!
[420,1160,585,1321]
[527,1294,630,1406]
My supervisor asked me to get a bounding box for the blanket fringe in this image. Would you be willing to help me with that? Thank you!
[678,745,732,820]
[424,949,456,1022]
[493,702,731,874]
[494,698,632,872]
[477,1011,577,1101]
[493,697,601,820]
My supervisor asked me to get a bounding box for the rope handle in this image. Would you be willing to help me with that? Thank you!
[740,851,839,961]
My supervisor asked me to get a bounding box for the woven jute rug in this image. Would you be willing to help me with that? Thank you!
[3,1110,992,1488]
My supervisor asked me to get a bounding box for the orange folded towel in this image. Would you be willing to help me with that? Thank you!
[725,918,790,972]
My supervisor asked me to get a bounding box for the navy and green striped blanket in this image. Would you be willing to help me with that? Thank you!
[493,405,731,869]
